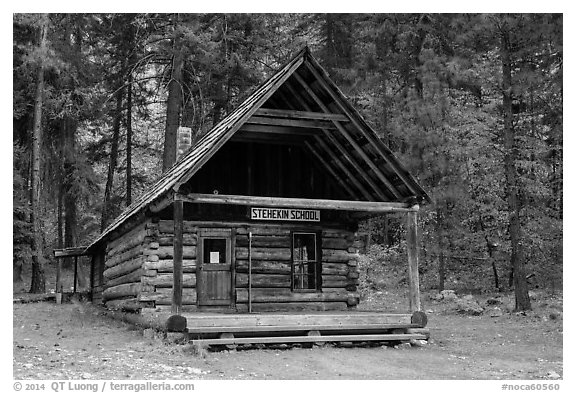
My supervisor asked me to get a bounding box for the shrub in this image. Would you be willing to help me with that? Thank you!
[358,243,407,297]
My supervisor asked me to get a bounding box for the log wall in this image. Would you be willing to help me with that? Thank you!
[139,220,198,312]
[101,218,363,313]
[101,221,150,311]
[91,250,106,305]
[234,225,361,312]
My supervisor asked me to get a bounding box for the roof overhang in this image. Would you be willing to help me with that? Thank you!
[175,193,419,213]
[53,247,90,258]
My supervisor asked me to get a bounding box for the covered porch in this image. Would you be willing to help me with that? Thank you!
[182,310,429,346]
[167,192,424,316]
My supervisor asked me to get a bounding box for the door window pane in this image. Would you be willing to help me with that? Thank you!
[203,238,227,264]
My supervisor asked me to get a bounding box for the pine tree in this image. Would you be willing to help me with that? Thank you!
[162,14,185,171]
[496,16,531,310]
[29,13,49,293]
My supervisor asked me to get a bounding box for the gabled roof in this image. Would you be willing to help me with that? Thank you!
[88,47,428,251]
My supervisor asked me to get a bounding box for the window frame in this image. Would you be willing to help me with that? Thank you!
[199,236,232,269]
[290,231,322,292]
[201,237,230,265]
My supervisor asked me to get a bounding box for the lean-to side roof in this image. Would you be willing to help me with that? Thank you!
[87,47,428,251]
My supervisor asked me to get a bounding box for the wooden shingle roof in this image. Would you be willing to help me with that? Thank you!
[88,47,428,251]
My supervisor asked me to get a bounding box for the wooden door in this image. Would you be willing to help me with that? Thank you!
[197,229,235,307]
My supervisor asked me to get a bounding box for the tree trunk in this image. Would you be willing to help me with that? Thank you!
[411,15,428,99]
[29,14,48,294]
[212,99,224,127]
[436,210,445,291]
[383,216,389,246]
[438,249,445,292]
[126,72,133,206]
[13,261,24,284]
[57,182,63,249]
[101,89,123,231]
[63,117,78,270]
[162,21,184,172]
[499,23,531,311]
[488,242,500,291]
[480,221,500,291]
[479,218,500,291]
[56,112,65,251]
[63,188,78,268]
[63,22,87,288]
[56,179,64,292]
[365,218,372,249]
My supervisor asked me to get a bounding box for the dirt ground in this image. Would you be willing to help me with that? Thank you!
[13,290,563,380]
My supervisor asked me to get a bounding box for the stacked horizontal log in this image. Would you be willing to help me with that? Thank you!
[235,228,292,302]
[102,221,148,310]
[234,226,360,312]
[139,220,198,311]
[91,252,106,305]
[322,229,361,308]
[100,219,363,313]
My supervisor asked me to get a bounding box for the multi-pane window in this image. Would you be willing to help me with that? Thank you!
[292,232,320,291]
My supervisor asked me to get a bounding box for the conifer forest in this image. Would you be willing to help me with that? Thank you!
[13,14,563,311]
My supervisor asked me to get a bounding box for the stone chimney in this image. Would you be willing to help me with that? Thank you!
[176,126,192,159]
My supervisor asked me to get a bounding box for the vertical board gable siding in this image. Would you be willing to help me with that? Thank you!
[181,141,347,200]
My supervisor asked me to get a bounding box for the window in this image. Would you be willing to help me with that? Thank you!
[202,238,229,265]
[292,232,320,291]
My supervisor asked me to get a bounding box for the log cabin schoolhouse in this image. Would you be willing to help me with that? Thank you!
[82,47,430,343]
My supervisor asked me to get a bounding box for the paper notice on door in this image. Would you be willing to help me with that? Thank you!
[209,252,220,264]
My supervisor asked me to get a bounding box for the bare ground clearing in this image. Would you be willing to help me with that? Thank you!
[13,291,562,380]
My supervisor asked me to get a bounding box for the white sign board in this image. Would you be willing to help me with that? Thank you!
[250,207,320,222]
[209,252,220,264]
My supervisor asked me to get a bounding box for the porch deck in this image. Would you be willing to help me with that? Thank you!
[183,310,429,346]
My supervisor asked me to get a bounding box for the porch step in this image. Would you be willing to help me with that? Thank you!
[192,333,427,346]
[186,323,420,334]
[184,312,415,328]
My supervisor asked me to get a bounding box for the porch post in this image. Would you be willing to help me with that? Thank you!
[56,257,63,294]
[172,199,184,314]
[406,210,421,312]
[73,256,78,294]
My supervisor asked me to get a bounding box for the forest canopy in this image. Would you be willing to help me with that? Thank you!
[12,14,562,309]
